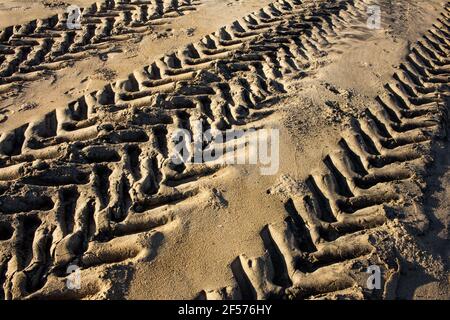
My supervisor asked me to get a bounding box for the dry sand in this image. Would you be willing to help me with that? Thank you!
[0,0,448,300]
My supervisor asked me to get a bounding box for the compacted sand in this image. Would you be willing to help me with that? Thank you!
[0,0,448,300]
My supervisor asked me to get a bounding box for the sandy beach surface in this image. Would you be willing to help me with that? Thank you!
[0,0,448,300]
